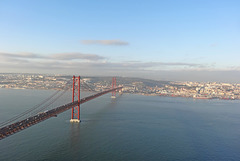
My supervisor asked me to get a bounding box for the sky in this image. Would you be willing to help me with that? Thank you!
[0,0,240,82]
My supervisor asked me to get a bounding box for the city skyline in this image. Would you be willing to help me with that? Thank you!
[0,0,240,82]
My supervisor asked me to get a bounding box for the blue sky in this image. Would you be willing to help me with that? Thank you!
[0,0,240,82]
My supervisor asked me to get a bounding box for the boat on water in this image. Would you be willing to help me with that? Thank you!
[195,97,212,99]
[193,95,212,99]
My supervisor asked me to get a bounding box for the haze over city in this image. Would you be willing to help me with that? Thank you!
[0,0,240,82]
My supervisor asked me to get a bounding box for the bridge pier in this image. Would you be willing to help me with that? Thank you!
[70,119,80,123]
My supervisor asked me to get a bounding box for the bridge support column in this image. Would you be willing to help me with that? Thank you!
[70,75,80,123]
[111,77,116,99]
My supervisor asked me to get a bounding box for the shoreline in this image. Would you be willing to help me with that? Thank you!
[1,87,239,101]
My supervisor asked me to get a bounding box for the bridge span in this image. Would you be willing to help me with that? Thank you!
[0,76,122,140]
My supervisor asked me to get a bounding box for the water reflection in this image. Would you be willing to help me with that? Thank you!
[70,122,81,148]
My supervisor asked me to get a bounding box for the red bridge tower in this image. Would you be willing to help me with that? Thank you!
[70,75,81,123]
[111,77,117,99]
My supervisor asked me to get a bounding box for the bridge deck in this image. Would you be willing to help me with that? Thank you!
[0,87,122,140]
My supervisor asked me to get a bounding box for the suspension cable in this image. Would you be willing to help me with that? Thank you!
[0,90,60,127]
[82,81,95,91]
[0,80,72,127]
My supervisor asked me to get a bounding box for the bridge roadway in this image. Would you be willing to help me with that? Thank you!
[0,87,123,140]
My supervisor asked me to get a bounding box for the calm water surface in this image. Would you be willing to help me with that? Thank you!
[0,88,240,161]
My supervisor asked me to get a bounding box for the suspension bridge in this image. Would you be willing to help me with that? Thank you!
[0,76,123,140]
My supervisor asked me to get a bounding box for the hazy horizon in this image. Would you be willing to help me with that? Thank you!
[1,71,240,84]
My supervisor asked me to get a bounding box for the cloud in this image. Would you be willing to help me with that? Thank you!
[91,61,205,70]
[0,52,104,61]
[0,57,30,64]
[81,40,129,46]
[138,62,204,68]
[2,51,239,82]
[0,52,42,59]
[1,60,239,83]
[0,51,208,71]
[50,52,105,60]
[0,52,205,71]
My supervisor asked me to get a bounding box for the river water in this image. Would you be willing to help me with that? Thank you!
[0,88,240,161]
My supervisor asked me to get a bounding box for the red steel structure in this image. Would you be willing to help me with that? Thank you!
[112,77,117,97]
[0,76,123,140]
[0,85,123,140]
[71,76,80,122]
